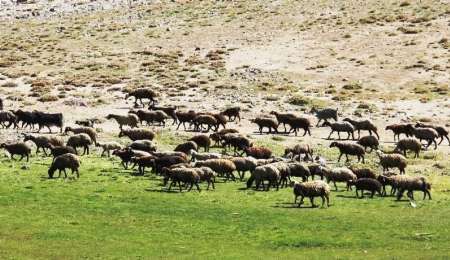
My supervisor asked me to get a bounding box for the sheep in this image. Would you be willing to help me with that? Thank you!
[129,109,168,127]
[405,125,439,149]
[119,128,155,141]
[96,141,123,157]
[66,133,93,155]
[75,118,99,128]
[343,118,379,139]
[194,159,236,181]
[221,107,241,122]
[64,126,97,145]
[310,107,338,126]
[308,163,327,180]
[162,167,201,192]
[415,122,449,146]
[329,142,365,163]
[125,88,157,107]
[356,135,379,152]
[48,145,78,160]
[376,150,407,174]
[149,105,178,125]
[130,155,157,175]
[190,150,222,162]
[347,178,382,198]
[211,113,227,130]
[246,164,280,191]
[284,143,313,161]
[128,140,157,153]
[0,111,17,128]
[291,180,330,208]
[112,148,150,169]
[385,124,411,141]
[394,138,422,158]
[221,133,251,154]
[13,109,37,129]
[243,146,272,159]
[394,175,432,200]
[33,111,64,133]
[151,151,187,160]
[324,167,357,191]
[210,129,239,147]
[269,111,296,132]
[192,114,217,132]
[174,141,198,155]
[48,153,80,179]
[189,135,211,152]
[22,133,64,155]
[153,155,188,175]
[106,114,139,130]
[279,162,311,188]
[175,110,197,130]
[230,157,258,180]
[377,174,398,196]
[195,167,216,190]
[286,116,312,136]
[323,121,355,140]
[250,117,278,134]
[348,166,377,179]
[0,142,32,162]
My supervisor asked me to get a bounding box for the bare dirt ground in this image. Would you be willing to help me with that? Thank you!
[0,0,449,157]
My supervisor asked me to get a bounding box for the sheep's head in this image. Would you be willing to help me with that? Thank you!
[22,133,34,142]
[329,142,337,148]
[0,143,6,149]
[63,127,72,134]
[118,130,124,137]
[283,148,292,157]
[48,167,55,179]
[310,107,317,113]
[105,114,113,119]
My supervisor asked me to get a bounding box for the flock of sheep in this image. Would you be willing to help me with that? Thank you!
[0,87,447,207]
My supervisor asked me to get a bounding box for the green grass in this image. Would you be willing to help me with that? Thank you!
[0,138,449,259]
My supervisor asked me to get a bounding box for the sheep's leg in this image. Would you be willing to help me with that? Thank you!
[355,189,359,198]
[425,190,431,200]
[178,181,183,192]
[297,196,304,207]
[337,131,341,140]
[309,197,316,208]
[195,183,201,192]
[294,195,298,204]
[337,153,343,162]
[316,119,321,127]
[320,196,325,207]
[370,190,375,198]
[19,154,24,161]
[374,130,380,139]
[357,130,360,139]
[334,181,338,191]
[26,154,29,162]
[396,189,404,200]
[327,130,333,140]
[433,139,437,150]
[63,169,67,178]
[47,126,52,133]
[168,181,175,191]
[345,154,349,162]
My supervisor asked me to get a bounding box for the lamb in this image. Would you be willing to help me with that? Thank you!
[66,133,93,155]
[128,140,157,153]
[310,107,338,126]
[162,167,201,192]
[106,114,139,130]
[189,135,211,152]
[243,146,272,159]
[0,142,32,162]
[96,141,123,157]
[269,111,295,132]
[286,116,312,136]
[64,126,97,145]
[284,143,313,161]
[230,157,258,180]
[376,150,407,174]
[324,167,357,191]
[190,150,222,162]
[209,129,239,146]
[174,141,198,155]
[175,110,197,130]
[357,135,379,152]
[125,87,157,107]
[347,178,382,198]
[129,109,168,127]
[33,111,64,133]
[250,117,278,134]
[192,114,217,132]
[394,138,422,158]
[149,105,178,125]
[246,164,280,191]
[343,118,379,139]
[415,122,449,146]
[377,174,398,196]
[291,180,330,208]
[22,133,64,155]
[119,128,155,141]
[48,153,80,179]
[405,124,439,149]
[385,124,411,141]
[329,142,365,163]
[0,111,17,128]
[194,159,236,181]
[323,121,355,140]
[221,107,241,122]
[348,166,377,179]
[48,145,78,160]
[394,175,432,200]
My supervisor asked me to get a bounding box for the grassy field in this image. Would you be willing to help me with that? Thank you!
[0,136,449,259]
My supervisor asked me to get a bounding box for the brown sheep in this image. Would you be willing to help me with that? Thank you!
[251,117,278,134]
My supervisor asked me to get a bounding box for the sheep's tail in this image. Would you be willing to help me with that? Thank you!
[246,175,255,188]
